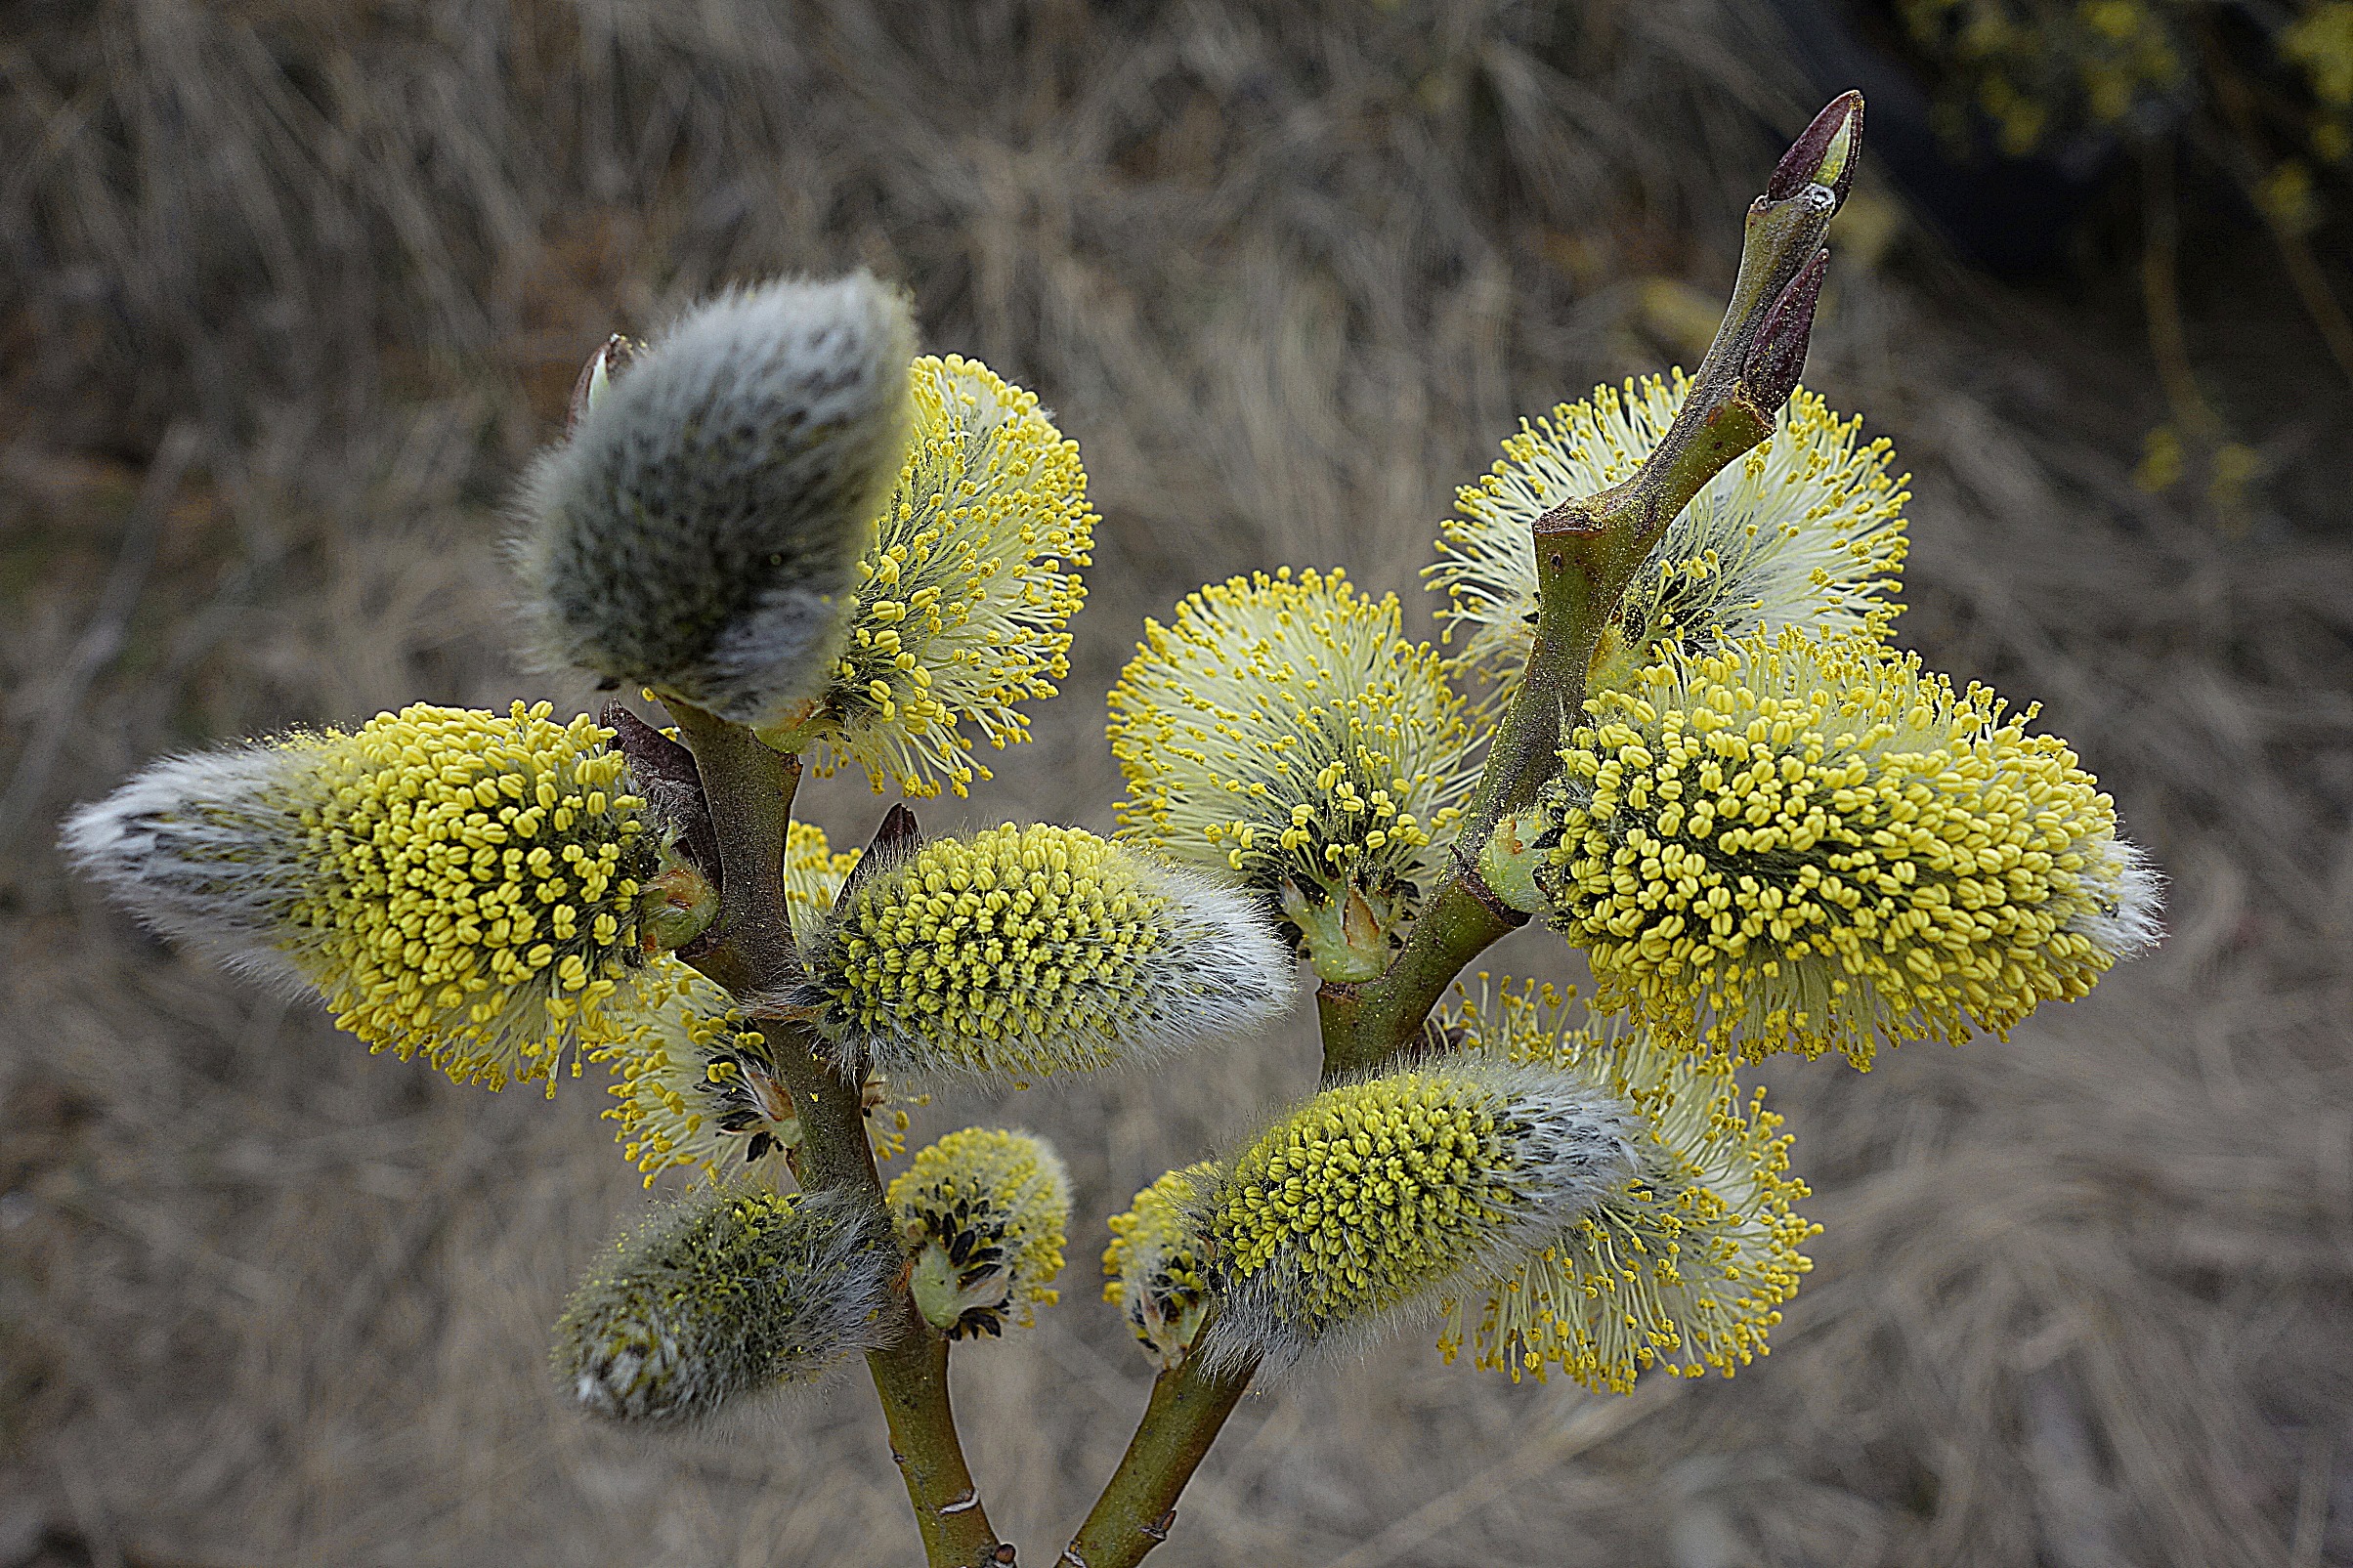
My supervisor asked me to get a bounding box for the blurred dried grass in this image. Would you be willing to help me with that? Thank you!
[2,2,2349,1564]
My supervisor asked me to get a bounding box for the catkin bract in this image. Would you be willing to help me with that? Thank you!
[802,823,1291,1081]
[788,354,1095,797]
[517,274,914,727]
[887,1127,1071,1338]
[63,701,671,1089]
[1199,1062,1635,1373]
[1434,983,1816,1393]
[1102,1162,1219,1370]
[552,1186,894,1425]
[1429,378,1908,708]
[1108,567,1476,978]
[1535,628,2162,1067]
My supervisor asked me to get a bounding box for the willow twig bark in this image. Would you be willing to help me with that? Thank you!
[665,703,1005,1568]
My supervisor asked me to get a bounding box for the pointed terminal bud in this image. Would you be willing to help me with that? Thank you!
[1741,247,1829,415]
[566,333,642,435]
[887,1127,1071,1339]
[1766,91,1863,211]
[552,1186,896,1426]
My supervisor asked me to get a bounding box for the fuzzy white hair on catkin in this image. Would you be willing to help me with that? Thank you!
[2074,833,2167,957]
[514,272,916,727]
[1192,1060,1640,1378]
[553,1186,900,1429]
[59,740,321,995]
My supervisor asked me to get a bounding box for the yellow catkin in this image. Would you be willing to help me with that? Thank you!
[887,1127,1070,1338]
[288,702,663,1088]
[807,822,1288,1080]
[1101,1162,1219,1369]
[1199,1060,1634,1371]
[1428,378,1908,711]
[604,968,791,1186]
[1433,980,1816,1395]
[1106,566,1476,971]
[800,355,1096,798]
[1214,1074,1518,1336]
[1537,629,2160,1068]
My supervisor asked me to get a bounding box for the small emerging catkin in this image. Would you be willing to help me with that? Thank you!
[886,1127,1071,1338]
[516,274,915,727]
[801,823,1292,1081]
[1434,982,1816,1394]
[62,702,673,1089]
[606,971,800,1188]
[552,1186,894,1426]
[1101,1162,1219,1370]
[1197,1062,1636,1374]
[1428,378,1908,709]
[1534,628,2163,1068]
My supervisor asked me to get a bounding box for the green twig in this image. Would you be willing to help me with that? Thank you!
[665,703,1005,1568]
[1317,94,1854,1083]
[1059,1335,1257,1568]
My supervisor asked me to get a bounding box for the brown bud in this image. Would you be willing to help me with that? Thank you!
[565,332,642,435]
[832,802,923,911]
[1766,91,1863,211]
[1742,247,1829,414]
[602,702,721,886]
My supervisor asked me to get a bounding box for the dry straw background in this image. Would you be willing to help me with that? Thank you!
[4,3,2351,1564]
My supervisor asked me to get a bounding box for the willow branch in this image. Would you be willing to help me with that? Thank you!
[1062,89,1862,1565]
[664,703,1005,1568]
[1316,90,1860,1081]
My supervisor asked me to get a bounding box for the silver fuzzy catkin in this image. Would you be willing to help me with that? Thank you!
[517,274,916,726]
[552,1186,896,1427]
[1194,1059,1639,1377]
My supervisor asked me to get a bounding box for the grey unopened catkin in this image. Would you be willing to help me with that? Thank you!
[518,274,915,726]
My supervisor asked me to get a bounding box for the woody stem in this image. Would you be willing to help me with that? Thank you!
[665,703,1005,1568]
